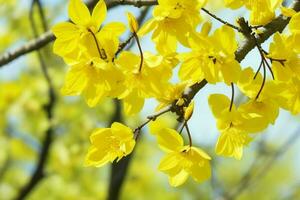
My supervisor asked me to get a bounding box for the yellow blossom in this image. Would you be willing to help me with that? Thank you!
[154,82,187,111]
[61,34,125,107]
[156,128,211,187]
[179,25,241,85]
[85,122,135,167]
[215,126,252,160]
[116,51,173,115]
[224,0,283,25]
[52,0,125,62]
[138,0,207,51]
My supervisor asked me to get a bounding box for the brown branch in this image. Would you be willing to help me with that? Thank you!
[235,0,300,61]
[106,0,156,7]
[0,31,54,67]
[15,1,56,199]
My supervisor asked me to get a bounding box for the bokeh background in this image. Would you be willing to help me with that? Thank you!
[0,0,299,199]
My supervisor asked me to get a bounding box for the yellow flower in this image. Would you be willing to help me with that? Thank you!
[224,0,283,25]
[52,0,125,62]
[156,128,211,187]
[215,126,252,160]
[289,12,300,53]
[276,77,300,115]
[61,33,125,107]
[245,0,282,25]
[238,67,285,107]
[238,100,279,132]
[280,6,297,17]
[179,25,241,85]
[289,12,300,34]
[52,0,106,58]
[269,33,300,82]
[209,90,279,134]
[116,51,173,115]
[85,122,135,167]
[138,0,207,51]
[208,94,240,131]
[154,82,187,111]
[223,0,244,9]
[208,94,275,159]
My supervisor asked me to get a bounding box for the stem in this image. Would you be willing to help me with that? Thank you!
[115,34,135,57]
[269,57,286,66]
[229,83,234,111]
[88,29,106,60]
[134,107,171,139]
[133,32,144,72]
[184,123,193,147]
[255,61,266,100]
[254,59,263,79]
[179,122,185,134]
[201,8,241,32]
[263,58,275,80]
[252,33,275,80]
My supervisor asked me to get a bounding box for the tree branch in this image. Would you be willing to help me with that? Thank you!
[235,0,300,61]
[15,1,56,199]
[106,0,156,7]
[179,0,300,107]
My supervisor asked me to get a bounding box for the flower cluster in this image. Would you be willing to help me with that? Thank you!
[52,0,300,187]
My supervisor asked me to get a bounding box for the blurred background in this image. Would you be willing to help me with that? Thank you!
[0,0,299,199]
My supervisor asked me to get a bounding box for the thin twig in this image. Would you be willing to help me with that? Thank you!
[201,8,241,32]
[184,123,193,147]
[134,106,172,139]
[135,32,144,72]
[229,83,234,111]
[254,59,263,79]
[255,61,266,100]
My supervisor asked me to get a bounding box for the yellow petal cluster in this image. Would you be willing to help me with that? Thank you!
[156,128,211,187]
[139,0,207,52]
[224,0,283,25]
[179,25,241,85]
[85,122,135,167]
